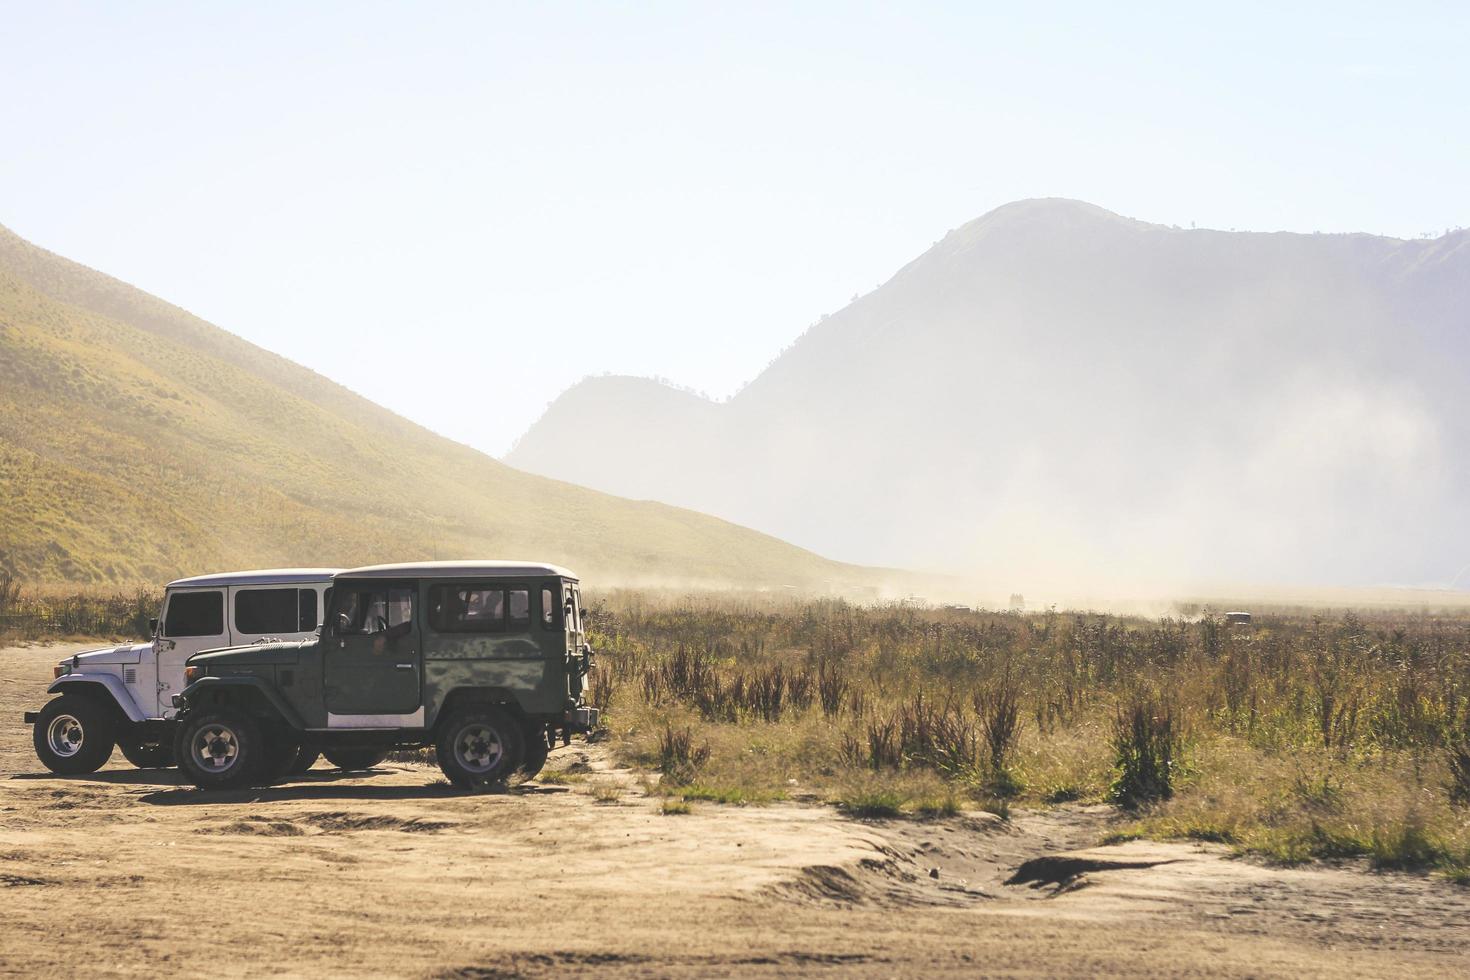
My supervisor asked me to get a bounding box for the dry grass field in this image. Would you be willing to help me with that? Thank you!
[592,594,1470,881]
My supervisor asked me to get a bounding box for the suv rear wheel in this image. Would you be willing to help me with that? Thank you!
[33,693,116,775]
[520,724,550,779]
[176,709,263,790]
[436,706,524,789]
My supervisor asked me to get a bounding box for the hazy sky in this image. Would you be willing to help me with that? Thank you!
[3,2,1466,455]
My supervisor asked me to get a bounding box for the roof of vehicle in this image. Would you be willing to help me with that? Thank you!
[336,560,579,581]
[166,568,343,589]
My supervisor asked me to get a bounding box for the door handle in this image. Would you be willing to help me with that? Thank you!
[395,663,414,670]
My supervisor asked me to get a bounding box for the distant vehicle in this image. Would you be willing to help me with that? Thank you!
[170,561,598,790]
[1224,611,1253,626]
[24,569,338,775]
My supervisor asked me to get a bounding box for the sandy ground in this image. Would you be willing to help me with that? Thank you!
[3,642,1469,978]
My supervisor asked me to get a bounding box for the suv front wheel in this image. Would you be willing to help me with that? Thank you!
[33,693,116,775]
[436,706,525,789]
[176,709,263,790]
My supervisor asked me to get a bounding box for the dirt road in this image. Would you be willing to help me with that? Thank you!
[3,642,1468,977]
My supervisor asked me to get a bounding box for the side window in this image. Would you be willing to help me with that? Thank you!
[429,584,534,633]
[508,589,530,627]
[164,591,224,638]
[540,587,557,628]
[298,589,318,631]
[389,587,413,627]
[334,586,414,635]
[235,588,299,635]
[476,589,506,625]
[565,585,582,634]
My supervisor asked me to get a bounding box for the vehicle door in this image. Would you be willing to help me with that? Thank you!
[156,587,229,716]
[560,580,589,702]
[324,581,422,719]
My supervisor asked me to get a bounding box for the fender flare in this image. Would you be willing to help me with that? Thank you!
[433,686,529,730]
[179,676,306,731]
[46,674,148,723]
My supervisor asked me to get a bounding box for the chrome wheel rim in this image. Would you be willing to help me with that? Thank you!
[454,723,504,774]
[193,724,241,771]
[46,714,84,758]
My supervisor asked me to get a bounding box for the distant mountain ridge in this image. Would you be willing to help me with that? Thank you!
[0,222,876,589]
[508,199,1470,589]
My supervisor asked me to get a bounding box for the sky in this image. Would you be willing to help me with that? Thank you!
[2,1,1467,456]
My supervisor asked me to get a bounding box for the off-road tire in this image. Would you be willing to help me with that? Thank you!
[520,724,550,779]
[262,731,306,782]
[32,693,116,775]
[323,747,390,772]
[119,739,175,769]
[176,709,264,790]
[289,748,321,774]
[436,706,525,789]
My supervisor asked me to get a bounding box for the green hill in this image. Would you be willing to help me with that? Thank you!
[0,222,874,590]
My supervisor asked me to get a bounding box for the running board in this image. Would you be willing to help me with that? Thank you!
[324,706,426,729]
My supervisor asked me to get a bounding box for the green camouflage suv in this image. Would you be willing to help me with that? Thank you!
[171,561,597,790]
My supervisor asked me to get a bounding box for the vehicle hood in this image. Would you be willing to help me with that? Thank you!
[190,638,316,668]
[73,642,152,666]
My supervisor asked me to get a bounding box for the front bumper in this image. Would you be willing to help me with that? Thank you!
[23,711,38,725]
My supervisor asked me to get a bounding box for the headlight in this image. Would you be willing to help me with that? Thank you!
[184,666,200,683]
[53,664,69,679]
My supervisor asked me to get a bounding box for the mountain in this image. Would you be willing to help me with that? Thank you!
[508,200,1470,590]
[0,222,878,590]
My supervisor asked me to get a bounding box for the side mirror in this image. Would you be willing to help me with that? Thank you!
[148,618,159,637]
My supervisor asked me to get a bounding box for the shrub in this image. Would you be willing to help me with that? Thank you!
[975,681,1022,772]
[1109,696,1179,809]
[1042,784,1084,804]
[1371,817,1440,870]
[913,794,960,818]
[895,692,978,776]
[817,660,847,717]
[842,715,901,770]
[840,790,905,818]
[657,724,710,786]
[1448,737,1470,807]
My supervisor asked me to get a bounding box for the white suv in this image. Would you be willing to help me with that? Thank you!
[25,568,337,774]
